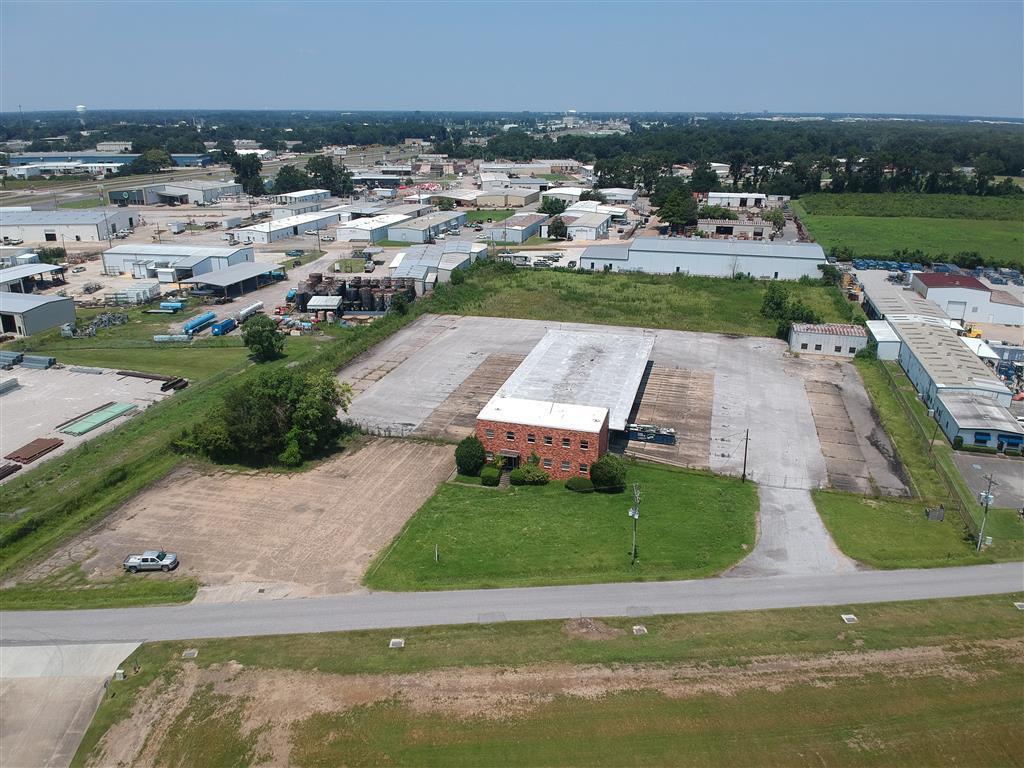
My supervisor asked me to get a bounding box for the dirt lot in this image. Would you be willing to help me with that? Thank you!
[22,438,454,602]
[86,631,1023,767]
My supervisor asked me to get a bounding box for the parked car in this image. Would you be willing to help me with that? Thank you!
[567,260,577,268]
[320,235,334,242]
[304,230,319,236]
[363,262,374,273]
[72,266,87,273]
[285,249,304,257]
[123,550,178,573]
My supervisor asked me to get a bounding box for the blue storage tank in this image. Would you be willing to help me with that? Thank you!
[211,318,237,336]
[160,301,185,312]
[183,311,217,334]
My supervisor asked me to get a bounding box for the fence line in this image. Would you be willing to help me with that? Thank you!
[875,361,978,536]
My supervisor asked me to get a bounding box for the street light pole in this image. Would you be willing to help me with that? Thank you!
[976,473,997,552]
[629,483,641,565]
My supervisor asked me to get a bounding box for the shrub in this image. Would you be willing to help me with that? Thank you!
[510,465,549,486]
[590,453,627,493]
[1003,447,1021,457]
[953,435,964,449]
[481,466,501,487]
[455,436,485,476]
[565,476,594,493]
[960,444,998,455]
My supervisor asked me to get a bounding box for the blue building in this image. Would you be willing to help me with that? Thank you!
[7,152,211,167]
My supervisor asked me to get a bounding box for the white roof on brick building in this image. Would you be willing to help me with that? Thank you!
[478,396,608,433]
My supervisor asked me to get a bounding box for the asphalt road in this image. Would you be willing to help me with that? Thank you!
[2,564,1020,644]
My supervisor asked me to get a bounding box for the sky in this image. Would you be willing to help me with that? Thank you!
[2,1,1022,118]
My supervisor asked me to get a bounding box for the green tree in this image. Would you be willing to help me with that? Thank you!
[539,196,567,215]
[306,155,353,196]
[241,314,284,361]
[590,453,627,493]
[436,196,456,211]
[389,291,409,316]
[658,190,698,232]
[282,371,351,465]
[760,282,789,319]
[579,189,607,203]
[548,215,568,240]
[230,153,265,196]
[273,164,312,194]
[690,163,720,193]
[699,205,738,221]
[762,208,785,230]
[455,436,486,476]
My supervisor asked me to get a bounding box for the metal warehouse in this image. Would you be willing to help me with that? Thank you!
[7,152,210,167]
[272,201,323,219]
[335,214,411,243]
[101,244,254,281]
[231,211,341,244]
[386,211,467,244]
[911,272,1024,326]
[891,320,1011,408]
[563,212,611,241]
[275,189,330,205]
[110,180,243,206]
[483,213,549,244]
[0,292,75,336]
[540,187,587,204]
[788,323,868,357]
[389,242,478,293]
[581,237,827,280]
[865,320,902,360]
[933,391,1024,450]
[0,209,136,243]
[598,187,638,204]
[181,261,279,297]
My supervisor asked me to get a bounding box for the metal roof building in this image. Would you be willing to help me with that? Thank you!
[494,329,655,432]
[0,208,136,243]
[581,237,827,280]
[0,263,65,292]
[335,213,412,243]
[101,244,254,280]
[387,211,467,244]
[933,391,1024,449]
[0,292,75,336]
[181,261,279,296]
[231,211,341,244]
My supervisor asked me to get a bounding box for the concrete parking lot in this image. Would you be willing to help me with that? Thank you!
[952,453,1024,509]
[0,367,168,482]
[22,438,455,602]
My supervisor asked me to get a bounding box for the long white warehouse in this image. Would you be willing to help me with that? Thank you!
[335,214,411,243]
[580,237,827,280]
[101,244,255,280]
[231,211,341,244]
[0,209,136,243]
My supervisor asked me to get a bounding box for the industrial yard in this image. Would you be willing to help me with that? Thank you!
[0,365,169,482]
[19,438,454,601]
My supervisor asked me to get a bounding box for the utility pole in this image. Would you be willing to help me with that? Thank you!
[741,428,750,482]
[629,483,641,565]
[976,473,997,552]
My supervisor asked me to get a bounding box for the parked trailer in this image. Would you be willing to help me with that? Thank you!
[183,311,217,335]
[236,301,263,323]
[211,318,237,336]
[153,334,191,343]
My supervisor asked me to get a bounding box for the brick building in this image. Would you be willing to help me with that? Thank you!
[476,396,609,479]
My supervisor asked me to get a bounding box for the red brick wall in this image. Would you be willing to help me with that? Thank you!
[476,416,609,480]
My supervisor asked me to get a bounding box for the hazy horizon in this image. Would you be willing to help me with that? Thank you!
[2,1,1022,118]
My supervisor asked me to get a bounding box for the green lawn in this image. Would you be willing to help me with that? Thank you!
[0,563,198,610]
[430,262,861,337]
[792,194,1024,266]
[334,257,366,273]
[466,209,514,223]
[58,196,105,209]
[74,593,1024,767]
[814,360,1024,566]
[365,462,757,591]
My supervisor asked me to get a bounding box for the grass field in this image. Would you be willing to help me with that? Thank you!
[334,257,367,273]
[364,462,757,591]
[792,194,1024,266]
[58,196,105,209]
[430,263,862,336]
[815,360,1023,566]
[466,209,514,223]
[74,593,1024,767]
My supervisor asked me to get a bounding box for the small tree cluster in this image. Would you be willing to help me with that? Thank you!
[590,453,627,493]
[177,368,352,467]
[548,215,568,240]
[657,190,699,232]
[455,436,485,476]
[760,282,822,339]
[242,314,284,361]
[539,197,567,216]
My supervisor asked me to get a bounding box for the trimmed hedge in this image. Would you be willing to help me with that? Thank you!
[959,444,999,455]
[481,466,501,487]
[565,476,595,493]
[509,465,550,486]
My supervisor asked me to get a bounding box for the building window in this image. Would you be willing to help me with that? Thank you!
[527,433,536,444]
[580,440,589,450]
[848,347,856,354]
[506,431,515,441]
[544,435,553,445]
[561,461,571,472]
[814,344,822,351]
[579,464,588,474]
[562,437,571,448]
[834,346,842,353]
[485,429,494,439]
[800,343,808,350]
[543,458,552,469]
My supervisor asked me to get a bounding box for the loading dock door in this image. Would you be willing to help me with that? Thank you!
[946,300,967,321]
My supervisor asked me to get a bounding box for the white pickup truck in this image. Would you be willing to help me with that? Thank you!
[123,550,178,573]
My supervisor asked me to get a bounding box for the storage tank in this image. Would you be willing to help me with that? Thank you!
[183,311,217,334]
[359,287,373,310]
[153,334,191,343]
[211,318,237,336]
[159,301,185,311]
[236,301,264,322]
